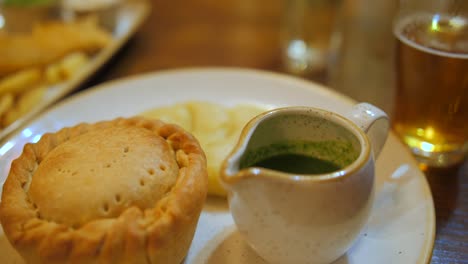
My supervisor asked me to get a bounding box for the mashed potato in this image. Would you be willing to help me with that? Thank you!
[141,101,268,197]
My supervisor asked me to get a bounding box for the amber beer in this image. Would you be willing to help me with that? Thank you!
[393,14,468,166]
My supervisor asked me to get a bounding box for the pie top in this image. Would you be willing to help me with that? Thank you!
[30,124,180,228]
[0,117,208,263]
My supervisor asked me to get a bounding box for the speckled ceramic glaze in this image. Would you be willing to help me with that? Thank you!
[221,103,389,264]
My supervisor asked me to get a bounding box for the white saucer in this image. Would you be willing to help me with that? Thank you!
[0,68,434,264]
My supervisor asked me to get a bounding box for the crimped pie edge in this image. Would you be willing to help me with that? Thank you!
[0,116,208,264]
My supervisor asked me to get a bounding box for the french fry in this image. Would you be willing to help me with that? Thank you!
[45,62,63,85]
[60,52,89,79]
[0,68,42,95]
[0,93,14,118]
[18,85,47,112]
[2,85,46,127]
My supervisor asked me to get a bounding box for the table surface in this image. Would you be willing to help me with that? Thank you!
[79,0,466,263]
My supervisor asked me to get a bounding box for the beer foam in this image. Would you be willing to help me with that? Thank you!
[394,13,468,59]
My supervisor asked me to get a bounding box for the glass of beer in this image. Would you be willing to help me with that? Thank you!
[392,0,468,167]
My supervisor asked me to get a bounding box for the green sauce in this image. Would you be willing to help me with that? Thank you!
[251,153,342,174]
[239,140,358,175]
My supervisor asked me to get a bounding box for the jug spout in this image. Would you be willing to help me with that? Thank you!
[220,120,261,191]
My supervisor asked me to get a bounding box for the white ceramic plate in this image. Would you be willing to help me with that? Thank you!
[0,68,435,264]
[0,0,150,141]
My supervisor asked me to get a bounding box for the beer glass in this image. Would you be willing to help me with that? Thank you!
[392,0,468,167]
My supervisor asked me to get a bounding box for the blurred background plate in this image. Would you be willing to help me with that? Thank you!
[0,0,150,141]
[0,68,434,264]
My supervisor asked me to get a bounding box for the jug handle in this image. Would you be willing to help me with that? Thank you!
[346,103,389,159]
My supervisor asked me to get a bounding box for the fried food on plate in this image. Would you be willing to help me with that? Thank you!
[0,52,91,129]
[0,93,14,118]
[1,85,46,127]
[0,16,109,131]
[141,101,268,197]
[0,68,42,95]
[0,17,112,77]
[45,52,90,84]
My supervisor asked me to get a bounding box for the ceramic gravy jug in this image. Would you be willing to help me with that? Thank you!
[220,103,389,264]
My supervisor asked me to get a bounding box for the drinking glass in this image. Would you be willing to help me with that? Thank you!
[281,0,343,79]
[392,0,468,167]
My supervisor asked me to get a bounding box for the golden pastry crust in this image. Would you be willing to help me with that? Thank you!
[0,117,208,264]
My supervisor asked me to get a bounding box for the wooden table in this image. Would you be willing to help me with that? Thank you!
[81,0,467,263]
